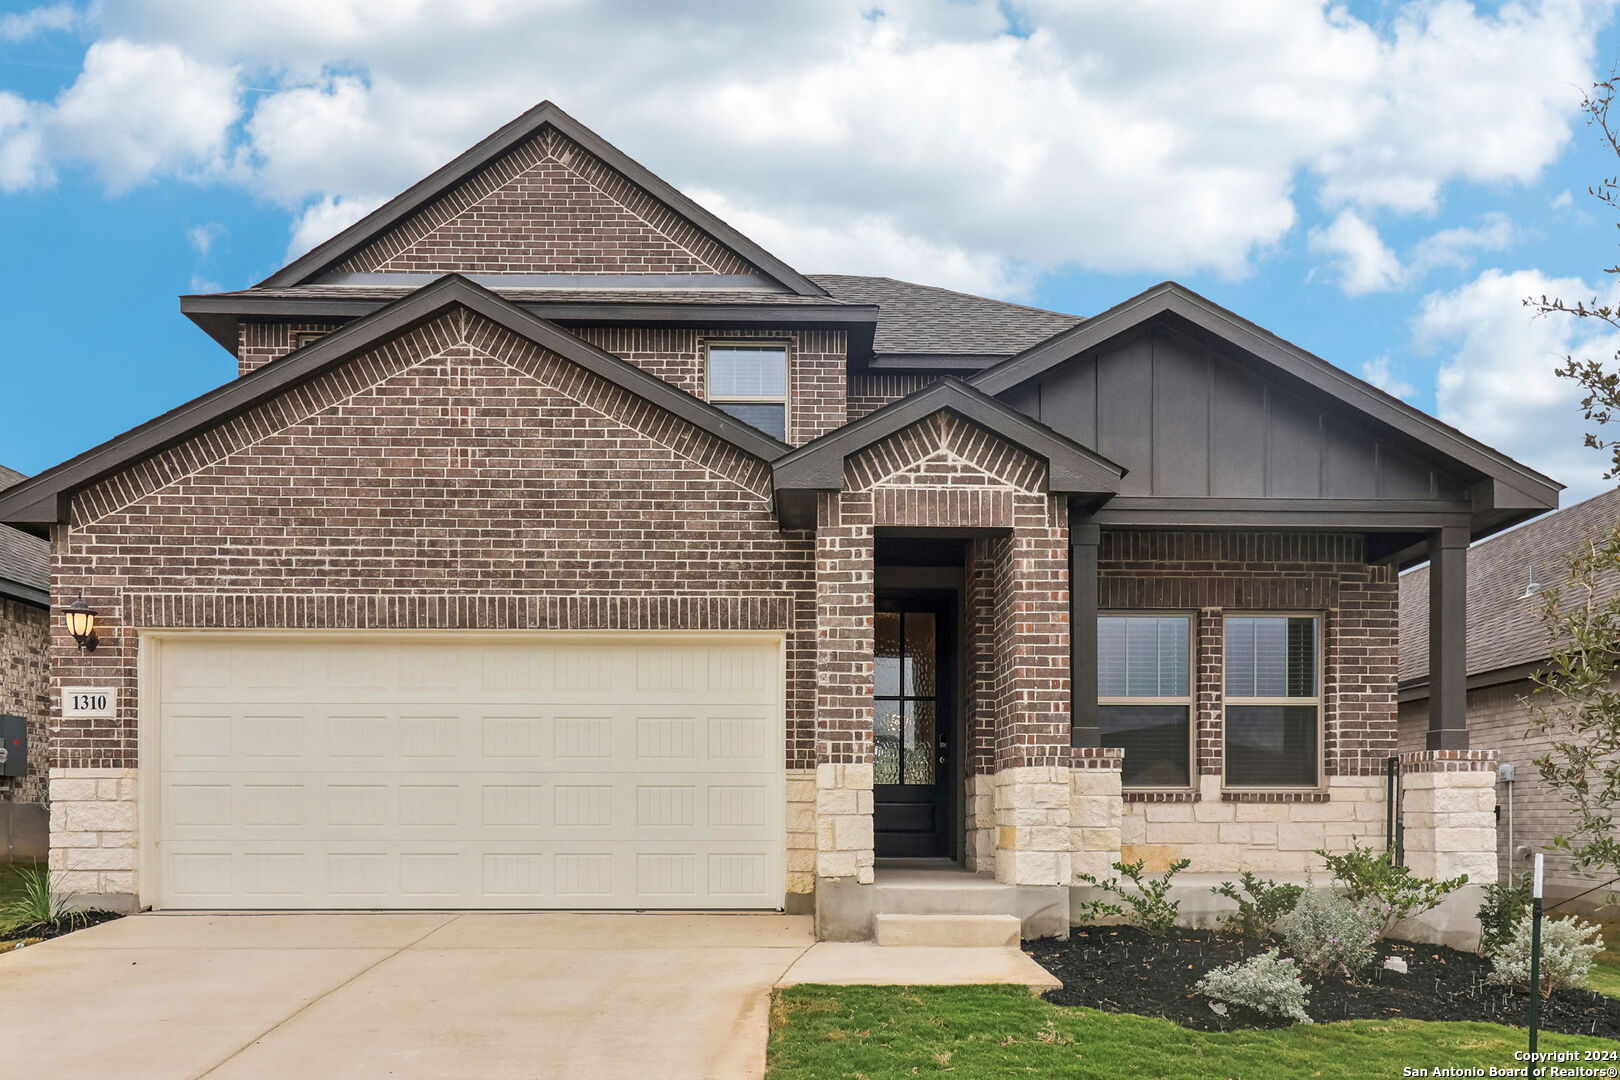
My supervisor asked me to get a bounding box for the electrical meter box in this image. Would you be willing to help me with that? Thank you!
[0,715,26,777]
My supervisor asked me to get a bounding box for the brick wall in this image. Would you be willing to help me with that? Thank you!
[238,323,849,446]
[333,128,758,277]
[0,596,48,805]
[53,307,822,778]
[1101,531,1398,875]
[846,374,942,419]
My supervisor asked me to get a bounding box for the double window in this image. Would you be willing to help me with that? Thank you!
[706,344,788,440]
[1097,614,1193,788]
[1096,612,1323,790]
[1223,615,1321,788]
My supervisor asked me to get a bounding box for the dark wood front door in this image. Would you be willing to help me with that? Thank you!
[873,592,954,857]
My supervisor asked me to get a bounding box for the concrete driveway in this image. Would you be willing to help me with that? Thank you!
[0,912,815,1080]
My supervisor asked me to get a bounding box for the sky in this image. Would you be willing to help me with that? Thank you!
[2,0,1620,504]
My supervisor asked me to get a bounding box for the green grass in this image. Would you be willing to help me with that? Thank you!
[1590,918,1620,999]
[768,985,1615,1080]
[0,862,45,933]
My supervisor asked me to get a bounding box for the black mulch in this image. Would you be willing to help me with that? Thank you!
[0,910,121,945]
[1026,925,1620,1037]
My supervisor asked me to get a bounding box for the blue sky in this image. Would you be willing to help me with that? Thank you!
[2,1,1619,503]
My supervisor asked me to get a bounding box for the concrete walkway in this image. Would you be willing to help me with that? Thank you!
[0,912,814,1080]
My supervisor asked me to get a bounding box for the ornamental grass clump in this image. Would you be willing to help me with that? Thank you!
[1486,914,1604,997]
[1194,949,1312,1024]
[1276,886,1383,981]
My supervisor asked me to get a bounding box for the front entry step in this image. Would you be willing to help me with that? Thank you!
[874,913,1021,948]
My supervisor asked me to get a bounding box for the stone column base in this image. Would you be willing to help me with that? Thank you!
[993,765,1072,886]
[47,767,140,913]
[1069,748,1124,881]
[1399,750,1498,885]
[965,772,996,873]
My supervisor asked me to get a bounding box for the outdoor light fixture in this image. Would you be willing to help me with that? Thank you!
[61,596,99,652]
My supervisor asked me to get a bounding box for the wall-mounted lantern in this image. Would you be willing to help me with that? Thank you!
[60,596,99,652]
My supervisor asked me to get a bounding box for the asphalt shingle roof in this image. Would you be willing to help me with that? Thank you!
[808,274,1083,357]
[0,464,48,595]
[1398,486,1620,684]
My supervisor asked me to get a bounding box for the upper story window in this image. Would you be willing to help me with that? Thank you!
[1223,615,1321,788]
[707,344,788,440]
[1097,614,1192,789]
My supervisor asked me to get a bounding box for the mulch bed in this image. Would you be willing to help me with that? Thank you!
[1027,925,1620,1037]
[0,910,121,948]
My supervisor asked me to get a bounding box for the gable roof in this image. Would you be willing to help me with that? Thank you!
[808,275,1082,365]
[968,280,1561,535]
[1399,486,1620,693]
[258,101,827,298]
[772,378,1126,528]
[0,465,48,605]
[0,276,790,536]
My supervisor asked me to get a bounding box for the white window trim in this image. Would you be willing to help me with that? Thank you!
[1097,610,1196,792]
[704,341,791,439]
[1220,611,1325,792]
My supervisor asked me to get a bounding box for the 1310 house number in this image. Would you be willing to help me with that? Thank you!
[61,687,116,718]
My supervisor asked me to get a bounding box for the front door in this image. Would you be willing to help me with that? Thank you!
[873,592,954,857]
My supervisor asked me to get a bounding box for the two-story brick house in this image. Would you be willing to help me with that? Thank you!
[0,103,1556,941]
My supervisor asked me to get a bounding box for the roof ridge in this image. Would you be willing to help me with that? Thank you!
[807,273,1082,321]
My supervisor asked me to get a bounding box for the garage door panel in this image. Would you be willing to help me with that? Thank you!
[155,635,784,910]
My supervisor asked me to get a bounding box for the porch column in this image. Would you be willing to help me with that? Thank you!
[1427,526,1469,751]
[1069,521,1101,748]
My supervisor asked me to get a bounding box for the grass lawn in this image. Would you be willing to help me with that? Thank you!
[0,862,42,933]
[1592,919,1620,999]
[769,985,1616,1080]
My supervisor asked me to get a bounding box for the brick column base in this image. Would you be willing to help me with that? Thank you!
[993,765,1072,886]
[1069,748,1124,881]
[1400,750,1498,885]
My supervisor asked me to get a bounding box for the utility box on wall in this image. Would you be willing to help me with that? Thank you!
[0,715,26,778]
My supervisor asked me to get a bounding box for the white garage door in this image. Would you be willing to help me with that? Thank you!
[150,633,785,910]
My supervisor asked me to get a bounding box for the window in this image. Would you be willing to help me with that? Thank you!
[874,610,937,785]
[1097,614,1192,788]
[707,344,788,440]
[1223,615,1321,788]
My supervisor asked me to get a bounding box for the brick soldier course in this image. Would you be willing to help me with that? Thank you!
[0,101,1559,938]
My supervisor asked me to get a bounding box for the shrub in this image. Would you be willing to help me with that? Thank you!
[1195,948,1313,1024]
[1475,873,1533,957]
[1276,886,1383,980]
[1073,858,1191,934]
[1316,841,1468,934]
[1211,872,1304,939]
[0,865,88,935]
[1486,914,1605,997]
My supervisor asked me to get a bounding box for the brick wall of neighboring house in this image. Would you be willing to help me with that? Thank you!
[51,307,829,897]
[1399,683,1599,892]
[238,323,850,446]
[0,596,49,805]
[332,129,758,277]
[846,373,943,419]
[1101,531,1399,875]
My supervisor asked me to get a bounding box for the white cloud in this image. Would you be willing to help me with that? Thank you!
[187,221,225,257]
[1409,211,1516,275]
[0,4,75,42]
[1361,353,1418,400]
[0,92,49,191]
[1416,267,1620,500]
[285,193,383,261]
[1309,209,1404,295]
[0,1,1607,290]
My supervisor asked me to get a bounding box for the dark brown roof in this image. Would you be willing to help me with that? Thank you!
[0,465,48,604]
[1399,486,1620,685]
[215,286,848,306]
[808,275,1082,357]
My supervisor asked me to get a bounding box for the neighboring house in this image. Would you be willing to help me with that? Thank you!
[0,464,50,861]
[1400,487,1620,901]
[0,103,1561,941]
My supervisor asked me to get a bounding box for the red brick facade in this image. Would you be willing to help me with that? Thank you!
[333,129,760,278]
[0,596,48,806]
[1098,530,1399,782]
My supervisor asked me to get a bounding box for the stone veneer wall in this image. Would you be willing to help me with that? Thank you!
[785,767,816,901]
[47,767,137,909]
[1399,749,1499,885]
[1101,531,1399,876]
[0,596,49,807]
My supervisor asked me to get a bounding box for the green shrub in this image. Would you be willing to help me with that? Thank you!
[1195,948,1313,1024]
[1316,841,1468,934]
[1074,858,1191,934]
[1276,886,1383,980]
[1486,914,1605,997]
[1211,872,1304,939]
[0,865,88,935]
[1475,873,1533,957]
